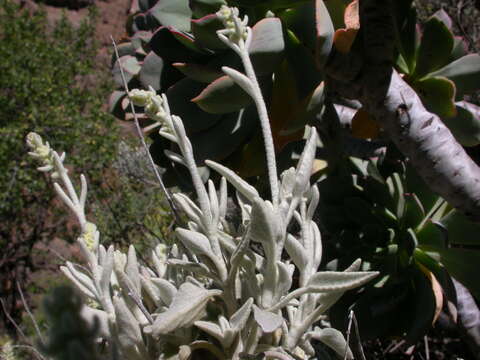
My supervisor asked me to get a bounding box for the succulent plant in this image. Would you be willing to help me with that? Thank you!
[110,0,331,187]
[314,148,480,343]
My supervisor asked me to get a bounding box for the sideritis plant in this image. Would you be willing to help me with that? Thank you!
[28,6,377,359]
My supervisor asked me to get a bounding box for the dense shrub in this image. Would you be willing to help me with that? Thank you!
[0,0,171,333]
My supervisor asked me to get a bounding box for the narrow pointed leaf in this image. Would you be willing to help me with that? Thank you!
[306,271,378,292]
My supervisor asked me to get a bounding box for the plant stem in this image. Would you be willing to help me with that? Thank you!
[238,38,279,208]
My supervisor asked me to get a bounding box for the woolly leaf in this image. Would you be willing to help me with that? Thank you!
[145,282,222,336]
[306,271,378,292]
[309,328,353,359]
[230,298,254,331]
[252,305,283,333]
[206,160,259,202]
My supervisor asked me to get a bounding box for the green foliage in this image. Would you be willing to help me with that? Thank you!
[110,0,328,185]
[0,0,117,219]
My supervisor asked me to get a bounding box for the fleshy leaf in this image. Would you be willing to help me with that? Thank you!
[175,228,214,257]
[414,76,456,118]
[428,54,480,99]
[167,77,221,133]
[189,107,256,164]
[252,305,283,333]
[112,55,141,86]
[192,75,252,114]
[190,0,226,18]
[442,102,480,147]
[150,27,206,63]
[413,17,453,79]
[249,17,285,75]
[249,198,283,246]
[139,51,165,90]
[144,282,222,336]
[315,0,334,67]
[149,0,192,32]
[191,14,228,50]
[172,62,223,83]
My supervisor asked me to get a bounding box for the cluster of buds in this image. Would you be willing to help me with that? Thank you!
[216,5,249,44]
[129,86,167,123]
[26,132,64,179]
[79,221,99,251]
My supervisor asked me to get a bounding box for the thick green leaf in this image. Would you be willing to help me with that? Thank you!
[439,209,480,245]
[395,5,417,73]
[414,76,456,118]
[189,0,226,18]
[139,51,165,90]
[450,36,468,62]
[132,13,159,33]
[428,54,480,99]
[249,17,285,75]
[192,75,252,114]
[112,55,141,86]
[189,106,256,164]
[404,265,436,343]
[442,102,480,147]
[315,0,334,68]
[191,14,228,50]
[111,42,136,67]
[285,30,322,99]
[281,2,317,51]
[413,17,453,79]
[108,91,128,120]
[167,78,221,133]
[149,0,192,32]
[150,27,206,63]
[172,62,223,83]
[432,9,452,29]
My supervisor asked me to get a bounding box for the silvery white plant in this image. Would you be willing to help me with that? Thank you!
[27,6,377,360]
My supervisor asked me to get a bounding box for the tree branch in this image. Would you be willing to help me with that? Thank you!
[325,0,480,220]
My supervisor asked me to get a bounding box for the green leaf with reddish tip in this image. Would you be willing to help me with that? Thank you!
[112,55,141,86]
[111,42,136,67]
[150,27,207,63]
[192,75,252,114]
[133,13,160,33]
[131,31,153,51]
[189,0,226,18]
[249,17,285,75]
[413,17,453,79]
[428,54,480,99]
[139,51,165,90]
[109,91,128,120]
[191,14,228,50]
[149,0,192,32]
[189,106,256,164]
[442,102,480,147]
[432,9,452,29]
[167,78,221,133]
[414,76,456,118]
[450,37,468,62]
[172,62,223,83]
[315,0,334,68]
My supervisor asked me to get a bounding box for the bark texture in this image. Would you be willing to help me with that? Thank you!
[326,0,480,220]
